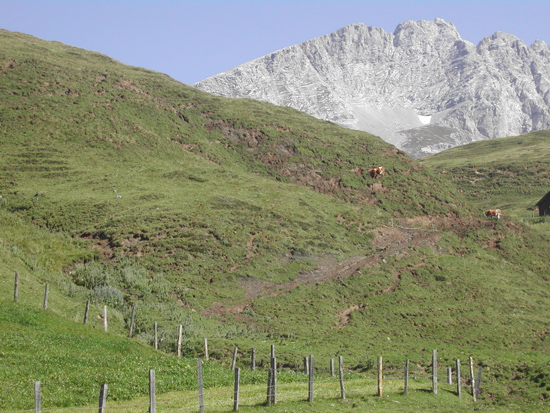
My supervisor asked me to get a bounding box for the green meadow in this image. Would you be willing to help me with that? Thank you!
[0,29,549,411]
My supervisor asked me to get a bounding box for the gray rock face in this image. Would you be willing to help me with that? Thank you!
[194,18,550,158]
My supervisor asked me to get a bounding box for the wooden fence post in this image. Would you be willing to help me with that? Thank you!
[456,359,462,398]
[204,338,208,360]
[339,356,345,400]
[304,356,309,374]
[271,344,275,358]
[128,305,136,337]
[308,354,314,402]
[267,369,272,404]
[475,366,482,400]
[469,356,476,402]
[447,367,452,384]
[377,356,383,397]
[103,306,107,332]
[270,356,277,404]
[177,324,183,357]
[233,367,240,411]
[43,284,49,310]
[432,349,438,394]
[404,359,409,396]
[197,360,204,413]
[330,358,334,376]
[149,369,156,413]
[154,322,158,350]
[14,271,19,302]
[34,381,41,413]
[83,300,90,325]
[99,383,107,413]
[231,347,238,370]
[250,348,255,371]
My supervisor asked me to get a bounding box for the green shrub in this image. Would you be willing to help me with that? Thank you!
[71,261,111,289]
[90,285,125,309]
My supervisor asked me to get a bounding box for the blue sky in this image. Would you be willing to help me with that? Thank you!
[1,0,549,85]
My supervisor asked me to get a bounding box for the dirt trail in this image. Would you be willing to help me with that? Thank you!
[202,216,454,319]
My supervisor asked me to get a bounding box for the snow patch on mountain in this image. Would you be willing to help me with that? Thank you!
[418,115,432,125]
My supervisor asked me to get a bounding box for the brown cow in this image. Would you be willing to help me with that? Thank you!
[484,209,501,220]
[369,166,386,179]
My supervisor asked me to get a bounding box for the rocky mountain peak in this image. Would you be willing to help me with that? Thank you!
[194,18,550,158]
[530,40,550,63]
[477,31,527,57]
[531,39,549,51]
[393,18,461,48]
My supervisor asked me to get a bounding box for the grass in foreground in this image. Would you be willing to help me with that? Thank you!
[48,378,522,412]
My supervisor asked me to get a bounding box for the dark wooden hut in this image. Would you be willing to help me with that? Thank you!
[535,191,550,216]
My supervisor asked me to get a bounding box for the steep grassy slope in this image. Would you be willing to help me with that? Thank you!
[419,130,550,408]
[0,299,287,411]
[0,29,464,309]
[1,30,550,410]
[421,130,550,215]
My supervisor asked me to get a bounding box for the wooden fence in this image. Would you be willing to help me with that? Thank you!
[10,272,483,411]
[26,351,481,412]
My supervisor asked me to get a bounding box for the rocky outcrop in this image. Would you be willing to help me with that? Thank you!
[194,19,550,158]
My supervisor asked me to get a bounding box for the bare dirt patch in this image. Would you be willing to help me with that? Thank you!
[336,304,366,329]
[80,232,115,260]
[203,215,506,322]
[202,217,451,319]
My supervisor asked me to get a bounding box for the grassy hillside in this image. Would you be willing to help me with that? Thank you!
[1,299,300,411]
[0,28,465,315]
[1,29,550,411]
[421,130,550,216]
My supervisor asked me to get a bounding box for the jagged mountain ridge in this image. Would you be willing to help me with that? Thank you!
[194,18,550,158]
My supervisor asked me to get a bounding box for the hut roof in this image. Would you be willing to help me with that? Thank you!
[535,190,550,207]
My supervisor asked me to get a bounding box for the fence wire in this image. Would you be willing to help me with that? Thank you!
[4,358,477,412]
